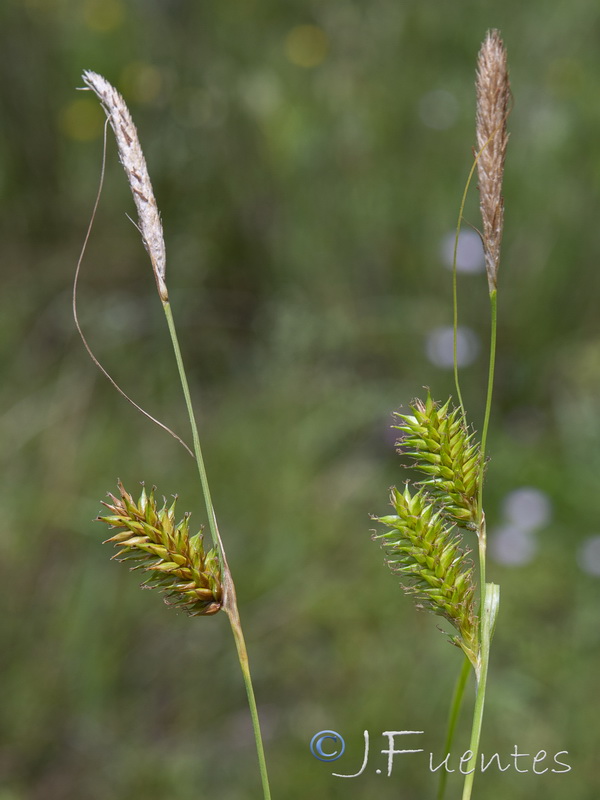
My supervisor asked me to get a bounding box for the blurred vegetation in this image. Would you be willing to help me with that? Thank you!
[1,0,600,798]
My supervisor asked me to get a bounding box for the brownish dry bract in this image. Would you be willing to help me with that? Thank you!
[475,29,510,293]
[82,71,168,302]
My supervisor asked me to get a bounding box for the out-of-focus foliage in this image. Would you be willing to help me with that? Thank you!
[1,1,599,798]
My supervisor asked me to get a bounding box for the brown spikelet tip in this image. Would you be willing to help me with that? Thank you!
[475,29,510,293]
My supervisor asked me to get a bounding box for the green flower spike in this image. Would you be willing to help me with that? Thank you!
[374,484,478,668]
[98,481,223,616]
[394,394,482,529]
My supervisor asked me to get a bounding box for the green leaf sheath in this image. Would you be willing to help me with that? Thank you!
[99,481,223,617]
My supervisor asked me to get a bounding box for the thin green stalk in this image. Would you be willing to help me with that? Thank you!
[446,29,507,798]
[162,300,272,800]
[439,155,488,800]
[476,290,497,599]
[477,289,497,519]
[228,603,272,800]
[460,289,498,800]
[163,302,219,551]
[437,655,471,800]
[452,156,481,416]
[461,584,499,800]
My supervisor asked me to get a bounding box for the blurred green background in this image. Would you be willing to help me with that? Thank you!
[2,0,600,798]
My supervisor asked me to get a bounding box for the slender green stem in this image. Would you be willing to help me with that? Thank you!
[437,655,471,800]
[477,289,497,519]
[227,603,272,800]
[163,302,219,550]
[476,290,497,599]
[441,155,492,800]
[476,521,487,646]
[452,241,463,414]
[460,289,498,800]
[162,300,272,800]
[452,156,481,415]
[440,157,492,800]
[461,584,499,800]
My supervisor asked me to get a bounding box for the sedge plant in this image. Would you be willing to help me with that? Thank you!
[372,30,510,800]
[75,72,272,800]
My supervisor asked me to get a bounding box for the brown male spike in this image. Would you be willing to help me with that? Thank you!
[475,29,510,293]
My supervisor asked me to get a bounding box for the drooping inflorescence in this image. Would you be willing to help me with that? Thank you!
[99,482,222,616]
[373,394,482,664]
[374,484,478,666]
